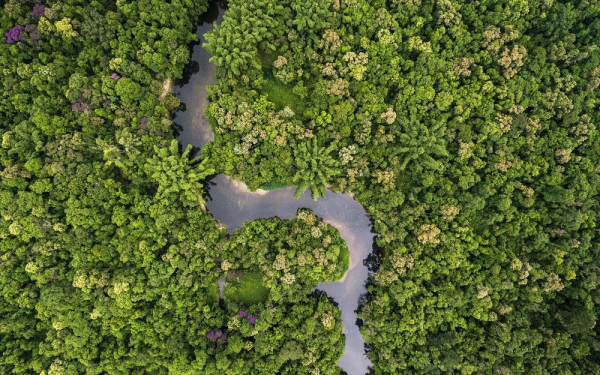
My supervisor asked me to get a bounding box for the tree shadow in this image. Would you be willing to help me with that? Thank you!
[178,60,200,87]
[363,236,383,273]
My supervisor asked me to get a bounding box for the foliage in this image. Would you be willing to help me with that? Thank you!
[259,179,290,190]
[208,293,344,375]
[221,210,349,303]
[293,138,339,200]
[204,0,286,81]
[145,140,214,207]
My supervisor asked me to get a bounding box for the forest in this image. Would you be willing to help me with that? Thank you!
[1,0,600,374]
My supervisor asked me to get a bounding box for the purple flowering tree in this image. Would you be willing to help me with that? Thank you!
[32,4,46,18]
[71,97,91,114]
[206,329,227,344]
[110,73,119,81]
[237,310,257,324]
[5,25,26,44]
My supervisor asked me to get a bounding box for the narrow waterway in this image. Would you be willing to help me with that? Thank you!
[172,0,225,149]
[174,3,374,374]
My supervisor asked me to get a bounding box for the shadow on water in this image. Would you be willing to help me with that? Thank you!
[173,1,375,374]
[179,61,199,88]
[172,0,226,150]
[178,0,228,87]
[200,0,228,25]
[172,122,183,138]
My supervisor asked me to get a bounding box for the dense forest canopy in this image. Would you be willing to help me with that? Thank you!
[1,0,600,374]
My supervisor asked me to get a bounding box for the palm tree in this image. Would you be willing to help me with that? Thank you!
[391,116,449,171]
[292,138,339,200]
[146,140,215,207]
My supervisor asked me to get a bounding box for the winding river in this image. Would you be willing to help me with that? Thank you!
[173,2,374,374]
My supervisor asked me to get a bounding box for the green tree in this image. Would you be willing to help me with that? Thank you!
[292,138,339,200]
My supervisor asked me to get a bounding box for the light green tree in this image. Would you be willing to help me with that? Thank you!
[145,140,214,207]
[292,138,339,200]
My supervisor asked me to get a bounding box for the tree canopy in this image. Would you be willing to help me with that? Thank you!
[2,0,600,374]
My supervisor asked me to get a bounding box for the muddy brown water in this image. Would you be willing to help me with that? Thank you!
[174,2,374,374]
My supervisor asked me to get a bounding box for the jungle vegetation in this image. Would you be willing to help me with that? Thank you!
[2,0,600,374]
